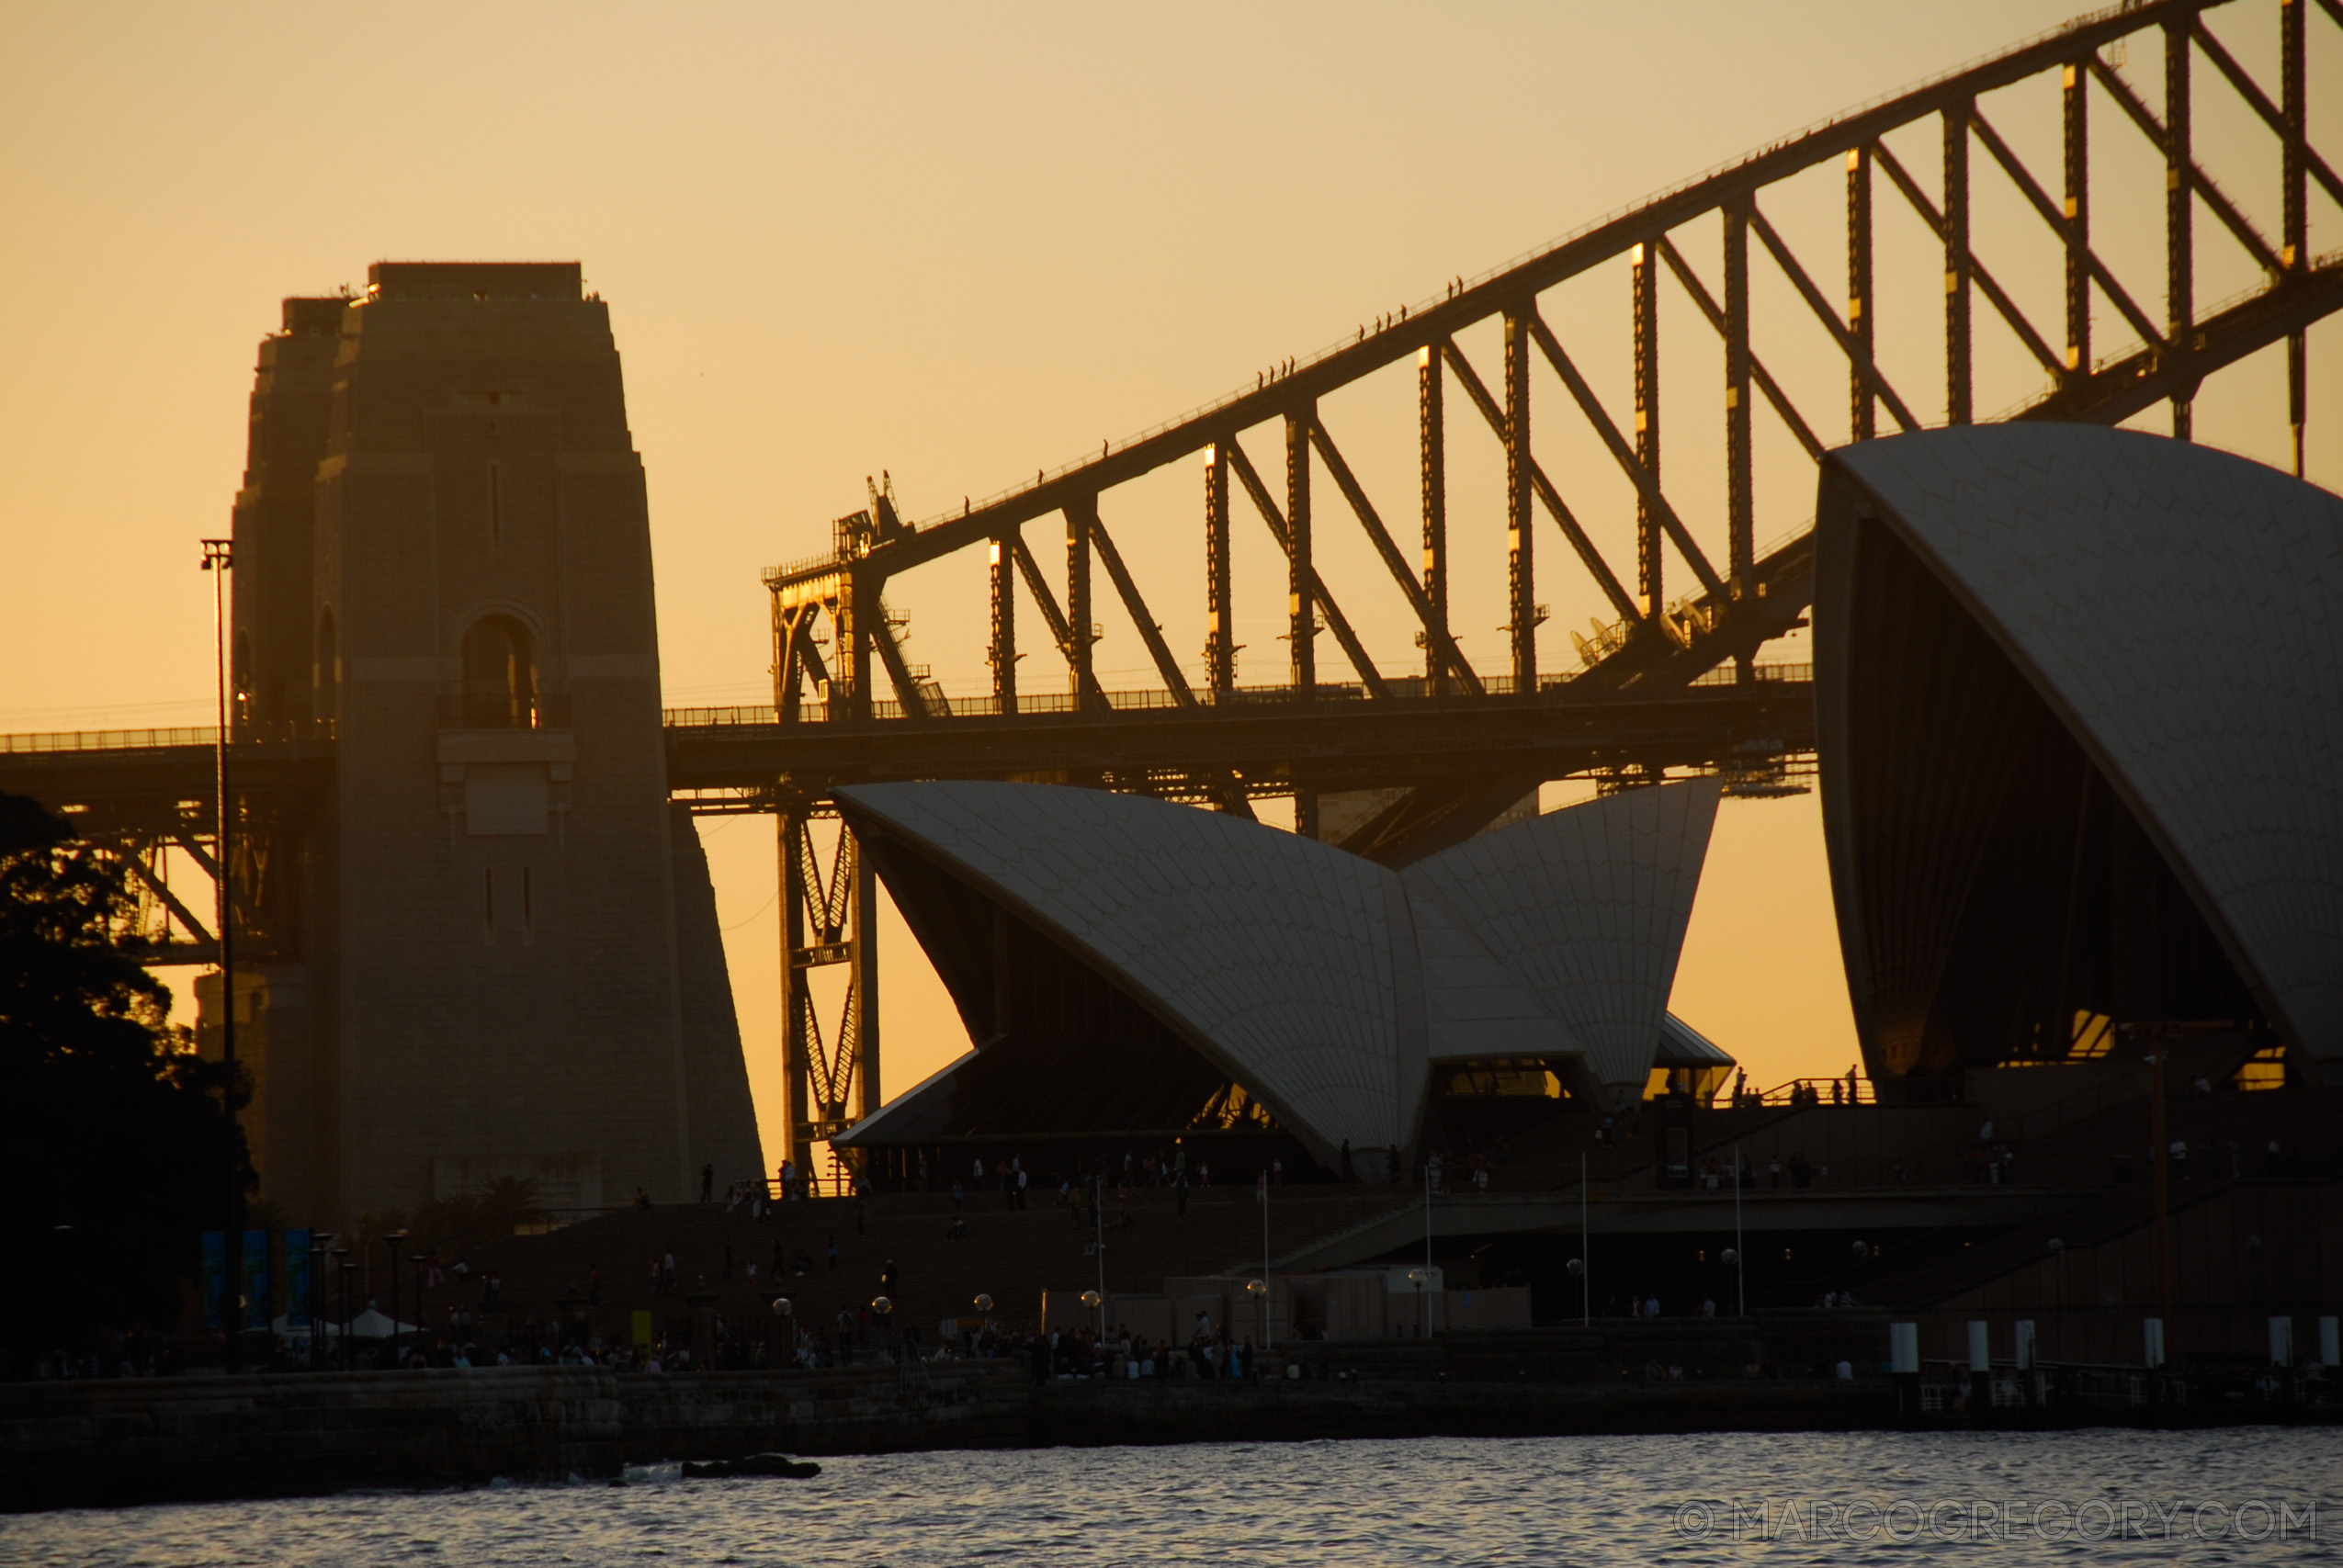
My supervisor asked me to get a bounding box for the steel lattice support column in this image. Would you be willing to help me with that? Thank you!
[777,807,812,1170]
[1285,410,1315,698]
[1632,244,1661,620]
[1419,346,1448,693]
[2167,19,2195,441]
[1502,310,1535,690]
[2065,57,2091,385]
[848,838,879,1131]
[773,601,815,720]
[1205,443,1233,699]
[1722,203,1752,604]
[1847,146,1874,444]
[1065,499,1094,704]
[1286,408,1317,837]
[832,571,870,721]
[989,534,1017,713]
[2281,0,2308,475]
[1944,98,1974,426]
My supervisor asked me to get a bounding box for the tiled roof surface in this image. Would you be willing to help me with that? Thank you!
[1405,779,1723,1108]
[1834,426,2343,1063]
[840,777,1722,1145]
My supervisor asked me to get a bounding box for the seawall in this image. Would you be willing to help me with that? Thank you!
[6,1355,2329,1513]
[3,1360,1898,1512]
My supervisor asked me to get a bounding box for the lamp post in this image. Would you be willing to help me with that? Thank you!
[1405,1267,1429,1338]
[1732,1140,1746,1317]
[1080,1289,1104,1340]
[200,536,242,1374]
[871,1295,893,1363]
[1579,1151,1590,1323]
[1259,1168,1273,1349]
[384,1229,410,1366]
[308,1232,334,1371]
[331,1247,353,1371]
[1246,1279,1268,1359]
[1423,1157,1434,1280]
[1092,1174,1106,1325]
[411,1253,429,1360]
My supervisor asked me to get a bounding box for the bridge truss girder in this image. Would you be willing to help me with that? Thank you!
[735,0,2341,1157]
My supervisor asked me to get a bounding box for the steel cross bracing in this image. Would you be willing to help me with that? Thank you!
[733,0,2337,830]
[713,0,2343,1162]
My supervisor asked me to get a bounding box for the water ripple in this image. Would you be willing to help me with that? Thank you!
[2,1429,2337,1566]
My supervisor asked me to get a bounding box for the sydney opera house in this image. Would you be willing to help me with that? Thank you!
[1815,426,2341,1095]
[827,424,2339,1190]
[835,776,1728,1181]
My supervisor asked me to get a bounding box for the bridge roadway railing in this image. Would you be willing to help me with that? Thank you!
[0,718,332,754]
[662,661,1815,730]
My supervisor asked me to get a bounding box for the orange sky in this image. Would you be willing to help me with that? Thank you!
[1,2,2331,1167]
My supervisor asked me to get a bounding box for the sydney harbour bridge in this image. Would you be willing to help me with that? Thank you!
[4,0,2337,1170]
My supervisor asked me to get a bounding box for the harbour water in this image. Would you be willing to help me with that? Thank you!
[6,1427,2337,1565]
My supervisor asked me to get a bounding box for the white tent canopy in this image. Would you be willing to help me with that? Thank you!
[270,1307,418,1339]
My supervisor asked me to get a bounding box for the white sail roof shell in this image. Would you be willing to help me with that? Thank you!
[1405,777,1723,1107]
[1828,425,2343,1065]
[837,781,1407,1153]
[836,777,1723,1151]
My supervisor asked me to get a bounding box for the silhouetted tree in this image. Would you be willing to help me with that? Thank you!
[0,791,249,1363]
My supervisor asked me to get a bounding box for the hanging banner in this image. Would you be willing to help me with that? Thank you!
[243,1229,271,1332]
[200,1231,226,1331]
[284,1230,312,1329]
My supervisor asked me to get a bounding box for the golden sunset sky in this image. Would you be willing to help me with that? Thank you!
[1,2,2330,1166]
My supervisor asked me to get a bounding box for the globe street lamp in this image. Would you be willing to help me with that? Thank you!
[1568,1256,1586,1327]
[1405,1268,1430,1338]
[1081,1289,1104,1338]
[1246,1279,1268,1357]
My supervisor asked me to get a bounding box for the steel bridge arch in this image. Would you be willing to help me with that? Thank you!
[727,0,2343,1162]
